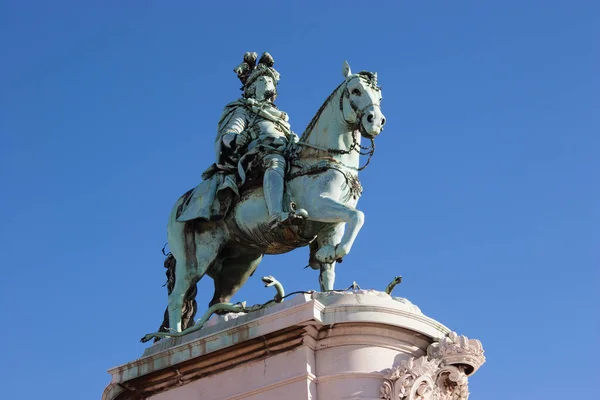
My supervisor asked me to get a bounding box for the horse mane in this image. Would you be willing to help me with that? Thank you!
[300,72,377,142]
[357,70,376,82]
[300,81,345,141]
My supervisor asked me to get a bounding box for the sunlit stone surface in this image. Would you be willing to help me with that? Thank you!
[103,291,484,400]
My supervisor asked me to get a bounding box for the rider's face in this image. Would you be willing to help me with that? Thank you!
[253,76,276,101]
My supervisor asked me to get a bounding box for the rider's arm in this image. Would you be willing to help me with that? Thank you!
[221,108,247,149]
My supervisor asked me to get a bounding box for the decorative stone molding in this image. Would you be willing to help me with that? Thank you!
[380,332,485,400]
[380,357,439,400]
[433,365,470,400]
[312,289,423,314]
[428,331,486,375]
[104,292,466,400]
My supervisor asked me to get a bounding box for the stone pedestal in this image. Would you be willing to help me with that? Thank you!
[103,291,485,400]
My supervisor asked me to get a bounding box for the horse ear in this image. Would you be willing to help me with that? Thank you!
[342,60,352,78]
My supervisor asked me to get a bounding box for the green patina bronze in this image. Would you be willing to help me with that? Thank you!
[142,52,386,343]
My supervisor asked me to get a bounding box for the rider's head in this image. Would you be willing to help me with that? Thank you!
[234,52,280,102]
[245,74,277,102]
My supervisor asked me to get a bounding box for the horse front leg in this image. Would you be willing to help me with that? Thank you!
[308,196,364,264]
[308,224,345,291]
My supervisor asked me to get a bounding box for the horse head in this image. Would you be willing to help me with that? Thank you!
[340,60,386,139]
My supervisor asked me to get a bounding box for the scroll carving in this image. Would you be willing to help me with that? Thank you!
[380,332,485,400]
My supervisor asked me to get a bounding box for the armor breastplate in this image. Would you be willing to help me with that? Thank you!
[254,119,286,139]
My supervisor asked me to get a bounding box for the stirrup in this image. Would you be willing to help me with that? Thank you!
[289,202,309,220]
[268,208,308,228]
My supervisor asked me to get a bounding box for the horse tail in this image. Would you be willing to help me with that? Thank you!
[155,252,198,342]
[155,253,176,341]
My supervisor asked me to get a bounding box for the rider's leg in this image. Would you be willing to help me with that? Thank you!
[263,152,308,226]
[263,152,303,226]
[263,153,287,222]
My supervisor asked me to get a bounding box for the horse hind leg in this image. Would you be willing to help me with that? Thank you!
[157,254,176,336]
[168,225,227,333]
[209,252,264,308]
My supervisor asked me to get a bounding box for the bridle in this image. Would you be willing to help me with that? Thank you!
[339,76,383,138]
[297,76,380,171]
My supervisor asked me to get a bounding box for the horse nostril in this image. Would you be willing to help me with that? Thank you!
[367,114,374,123]
[381,118,386,126]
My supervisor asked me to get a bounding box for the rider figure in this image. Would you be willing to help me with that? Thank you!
[212,52,307,226]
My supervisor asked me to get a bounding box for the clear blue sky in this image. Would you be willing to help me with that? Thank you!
[1,1,598,399]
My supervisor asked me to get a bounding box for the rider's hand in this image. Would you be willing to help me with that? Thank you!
[235,133,251,148]
[290,132,300,144]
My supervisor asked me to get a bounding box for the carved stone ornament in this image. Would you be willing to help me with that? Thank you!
[427,331,486,375]
[380,332,485,400]
[380,357,439,400]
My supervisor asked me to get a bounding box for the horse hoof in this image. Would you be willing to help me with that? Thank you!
[315,245,336,263]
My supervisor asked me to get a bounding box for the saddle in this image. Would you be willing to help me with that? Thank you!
[175,167,296,223]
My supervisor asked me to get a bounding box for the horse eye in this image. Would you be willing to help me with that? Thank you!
[352,89,361,96]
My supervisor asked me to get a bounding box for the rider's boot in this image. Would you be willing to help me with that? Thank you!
[263,153,307,227]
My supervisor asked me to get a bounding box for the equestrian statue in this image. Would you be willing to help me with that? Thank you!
[144,52,386,342]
